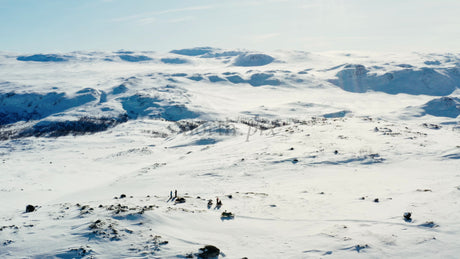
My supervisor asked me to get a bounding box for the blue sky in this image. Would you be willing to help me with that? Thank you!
[1,0,460,53]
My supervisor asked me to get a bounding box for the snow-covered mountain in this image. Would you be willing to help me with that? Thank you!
[0,48,459,258]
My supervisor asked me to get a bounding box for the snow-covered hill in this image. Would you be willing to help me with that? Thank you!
[0,48,459,258]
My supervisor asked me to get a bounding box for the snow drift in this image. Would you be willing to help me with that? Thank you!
[17,54,69,62]
[0,89,102,125]
[120,94,200,121]
[160,58,189,64]
[418,97,460,118]
[330,65,460,96]
[118,55,153,62]
[233,53,275,66]
[170,47,214,56]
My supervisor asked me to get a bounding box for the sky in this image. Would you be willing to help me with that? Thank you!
[1,0,460,53]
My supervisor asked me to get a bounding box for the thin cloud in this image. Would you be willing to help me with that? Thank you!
[136,17,156,25]
[301,3,323,9]
[252,33,281,41]
[109,5,213,24]
[166,16,195,24]
[155,5,213,15]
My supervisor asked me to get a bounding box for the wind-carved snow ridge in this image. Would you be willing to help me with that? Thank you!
[0,89,102,125]
[120,94,200,121]
[169,47,275,66]
[118,54,153,62]
[199,71,288,86]
[170,47,215,56]
[330,64,460,96]
[247,73,281,86]
[17,54,70,62]
[0,76,201,139]
[416,97,460,118]
[160,57,189,64]
[233,53,275,67]
[0,89,200,139]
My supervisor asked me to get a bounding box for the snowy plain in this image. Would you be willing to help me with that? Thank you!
[0,48,459,258]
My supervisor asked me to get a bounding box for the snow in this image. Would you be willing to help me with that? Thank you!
[118,55,153,62]
[233,53,275,67]
[170,47,215,56]
[330,65,459,96]
[247,73,281,87]
[17,54,69,62]
[419,97,460,118]
[0,89,101,125]
[0,49,459,258]
[161,58,189,64]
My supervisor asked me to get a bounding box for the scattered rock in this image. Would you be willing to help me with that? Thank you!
[120,194,126,199]
[107,204,129,214]
[89,219,121,240]
[355,244,369,252]
[0,225,19,231]
[80,205,94,215]
[221,211,234,219]
[422,123,441,130]
[89,219,103,230]
[198,245,220,258]
[175,197,186,204]
[3,240,13,246]
[404,212,412,222]
[67,246,93,257]
[416,189,432,192]
[373,198,379,203]
[368,153,381,160]
[25,205,35,213]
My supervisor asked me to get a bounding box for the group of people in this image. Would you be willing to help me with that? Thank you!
[208,197,222,207]
[170,190,222,207]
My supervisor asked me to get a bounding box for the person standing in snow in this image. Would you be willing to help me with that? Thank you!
[175,190,177,198]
